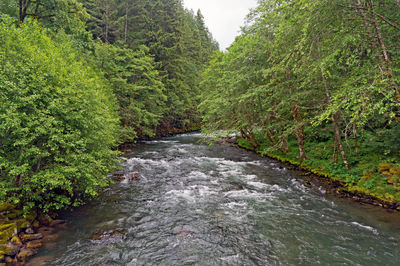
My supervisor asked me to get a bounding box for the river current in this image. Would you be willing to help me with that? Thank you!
[36,133,400,265]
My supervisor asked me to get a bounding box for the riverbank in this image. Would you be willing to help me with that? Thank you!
[221,135,400,212]
[0,204,66,265]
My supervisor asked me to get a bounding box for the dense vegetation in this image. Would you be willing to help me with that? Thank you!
[200,0,400,204]
[0,0,217,212]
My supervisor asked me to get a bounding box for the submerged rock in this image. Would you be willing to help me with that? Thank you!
[91,229,125,241]
[172,225,197,237]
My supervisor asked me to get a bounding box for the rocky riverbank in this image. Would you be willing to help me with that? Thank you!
[0,204,65,265]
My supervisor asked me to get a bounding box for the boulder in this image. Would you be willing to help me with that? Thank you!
[20,233,43,241]
[26,240,43,249]
[16,248,36,262]
[10,236,22,247]
[0,243,19,256]
[25,228,35,234]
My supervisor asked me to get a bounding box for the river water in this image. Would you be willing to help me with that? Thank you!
[37,133,400,265]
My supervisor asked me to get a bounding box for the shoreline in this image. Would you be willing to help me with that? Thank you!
[218,136,400,212]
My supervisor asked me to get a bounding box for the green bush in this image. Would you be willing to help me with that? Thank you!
[0,16,120,212]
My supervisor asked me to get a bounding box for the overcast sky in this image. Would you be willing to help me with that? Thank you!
[183,0,258,50]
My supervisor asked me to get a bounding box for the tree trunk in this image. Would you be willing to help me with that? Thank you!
[291,105,307,160]
[332,113,350,170]
[19,0,28,24]
[353,122,358,157]
[124,0,129,43]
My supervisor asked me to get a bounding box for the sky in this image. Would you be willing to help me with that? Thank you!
[183,0,258,50]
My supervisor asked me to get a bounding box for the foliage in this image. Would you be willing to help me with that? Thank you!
[0,16,120,212]
[200,0,400,203]
[93,43,167,141]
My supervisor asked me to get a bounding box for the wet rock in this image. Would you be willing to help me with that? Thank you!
[130,173,140,181]
[25,228,34,234]
[26,240,43,249]
[49,219,66,228]
[20,233,43,241]
[16,248,36,263]
[37,227,54,235]
[26,255,54,266]
[42,233,60,242]
[10,236,22,247]
[91,229,125,241]
[112,176,126,181]
[172,225,197,237]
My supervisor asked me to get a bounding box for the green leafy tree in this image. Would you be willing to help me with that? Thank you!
[0,16,119,212]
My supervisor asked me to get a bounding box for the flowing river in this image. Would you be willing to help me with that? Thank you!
[35,133,400,265]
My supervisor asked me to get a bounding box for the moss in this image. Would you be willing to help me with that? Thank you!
[0,223,16,245]
[0,244,11,256]
[14,219,30,230]
[4,210,23,220]
[378,163,394,173]
[0,204,17,213]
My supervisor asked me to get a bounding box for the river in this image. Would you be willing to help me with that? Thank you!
[34,133,400,265]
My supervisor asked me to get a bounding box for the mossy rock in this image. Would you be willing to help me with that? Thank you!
[0,223,16,245]
[4,210,23,220]
[0,244,11,256]
[389,167,400,177]
[14,219,30,230]
[0,204,17,213]
[378,163,394,173]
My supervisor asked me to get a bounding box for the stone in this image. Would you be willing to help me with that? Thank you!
[26,240,43,249]
[20,233,43,241]
[49,219,66,228]
[25,228,34,234]
[16,248,36,262]
[0,243,19,256]
[4,256,12,264]
[42,233,60,242]
[91,229,125,241]
[0,223,16,245]
[37,227,54,235]
[10,236,22,247]
[130,173,139,181]
[112,176,126,181]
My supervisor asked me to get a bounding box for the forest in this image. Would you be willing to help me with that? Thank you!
[0,0,217,212]
[0,0,399,214]
[200,0,400,204]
